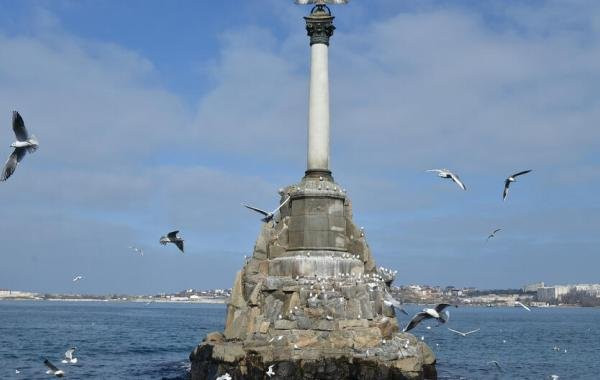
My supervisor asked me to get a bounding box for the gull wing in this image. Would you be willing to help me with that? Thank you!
[493,229,502,234]
[515,301,531,311]
[464,328,480,335]
[434,303,454,313]
[384,292,409,315]
[65,348,75,360]
[271,196,290,214]
[12,111,29,141]
[175,240,184,253]
[1,148,27,181]
[447,328,465,336]
[449,172,466,190]
[243,204,269,216]
[512,169,532,178]
[44,359,60,372]
[167,230,179,239]
[403,312,431,332]
[502,179,511,200]
[426,169,443,173]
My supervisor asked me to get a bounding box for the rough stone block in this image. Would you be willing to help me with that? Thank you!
[274,320,298,330]
[338,319,369,329]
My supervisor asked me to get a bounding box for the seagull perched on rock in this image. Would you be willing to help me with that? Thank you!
[426,169,466,191]
[243,197,290,223]
[216,373,232,380]
[383,291,409,315]
[515,301,531,311]
[486,228,501,242]
[503,170,532,201]
[72,275,83,283]
[61,348,77,364]
[266,364,276,377]
[447,328,480,337]
[159,230,184,253]
[1,111,39,182]
[404,304,456,332]
[44,359,64,377]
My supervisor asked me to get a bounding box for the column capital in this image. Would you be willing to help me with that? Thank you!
[304,6,335,46]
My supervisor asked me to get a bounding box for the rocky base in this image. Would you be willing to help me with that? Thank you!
[190,331,436,380]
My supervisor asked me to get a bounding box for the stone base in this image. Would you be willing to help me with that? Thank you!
[190,331,436,380]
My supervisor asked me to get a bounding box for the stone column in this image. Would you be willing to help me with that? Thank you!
[305,6,335,177]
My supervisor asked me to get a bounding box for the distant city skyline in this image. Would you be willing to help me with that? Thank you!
[1,0,599,293]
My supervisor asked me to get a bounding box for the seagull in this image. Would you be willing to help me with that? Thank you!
[243,197,290,223]
[72,275,83,283]
[216,373,232,380]
[43,359,64,377]
[266,364,276,377]
[486,228,501,242]
[15,369,20,374]
[1,111,39,182]
[129,246,143,256]
[426,169,466,191]
[550,376,559,380]
[488,360,502,371]
[159,230,184,253]
[383,291,409,315]
[61,348,77,364]
[503,170,532,201]
[403,304,456,332]
[515,301,531,311]
[447,328,480,337]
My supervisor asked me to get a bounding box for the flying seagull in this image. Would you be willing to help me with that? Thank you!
[129,246,143,256]
[503,170,532,201]
[216,373,232,380]
[160,230,184,253]
[486,228,502,242]
[515,301,531,311]
[447,327,480,337]
[266,364,276,377]
[43,359,64,377]
[72,275,83,283]
[243,196,290,223]
[404,304,456,332]
[61,348,77,364]
[426,169,466,191]
[383,291,409,315]
[1,111,39,182]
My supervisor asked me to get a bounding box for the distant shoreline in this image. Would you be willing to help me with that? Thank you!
[0,298,228,304]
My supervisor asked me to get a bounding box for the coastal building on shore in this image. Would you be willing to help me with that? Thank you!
[537,285,571,302]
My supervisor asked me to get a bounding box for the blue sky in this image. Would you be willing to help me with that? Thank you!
[0,0,599,294]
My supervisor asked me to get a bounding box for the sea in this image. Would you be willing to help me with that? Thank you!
[1,301,599,379]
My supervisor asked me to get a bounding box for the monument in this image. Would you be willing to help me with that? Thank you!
[190,1,437,379]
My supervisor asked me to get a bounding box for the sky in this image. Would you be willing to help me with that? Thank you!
[0,0,599,294]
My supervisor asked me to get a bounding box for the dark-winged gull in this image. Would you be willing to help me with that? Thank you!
[486,228,501,242]
[515,301,531,311]
[243,196,290,223]
[266,364,276,377]
[426,169,466,191]
[403,303,456,332]
[383,291,409,315]
[43,359,64,377]
[447,327,480,337]
[160,230,184,253]
[61,348,77,364]
[503,170,532,201]
[1,111,39,182]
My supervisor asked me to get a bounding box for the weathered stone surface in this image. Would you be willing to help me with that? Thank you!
[274,320,298,330]
[338,319,369,329]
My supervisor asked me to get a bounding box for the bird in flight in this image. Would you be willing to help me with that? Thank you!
[129,246,143,256]
[404,304,456,332]
[72,275,83,283]
[1,111,39,182]
[488,360,502,371]
[383,291,409,315]
[447,327,480,337]
[503,170,532,201]
[486,228,502,242]
[44,359,64,377]
[426,169,466,191]
[515,301,531,311]
[243,196,290,223]
[160,230,184,253]
[61,348,78,364]
[266,364,276,377]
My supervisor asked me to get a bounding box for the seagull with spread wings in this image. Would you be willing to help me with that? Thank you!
[160,230,184,253]
[243,197,290,223]
[1,111,39,182]
[383,291,409,315]
[426,169,466,191]
[486,228,502,242]
[404,303,457,332]
[43,359,64,377]
[61,348,78,364]
[503,170,532,201]
[447,327,480,337]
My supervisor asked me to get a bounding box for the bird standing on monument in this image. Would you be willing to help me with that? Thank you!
[243,196,290,223]
[160,230,184,253]
[426,169,466,191]
[502,170,532,201]
[404,304,456,332]
[1,111,39,182]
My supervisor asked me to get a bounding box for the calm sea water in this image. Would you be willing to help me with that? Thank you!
[1,301,598,379]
